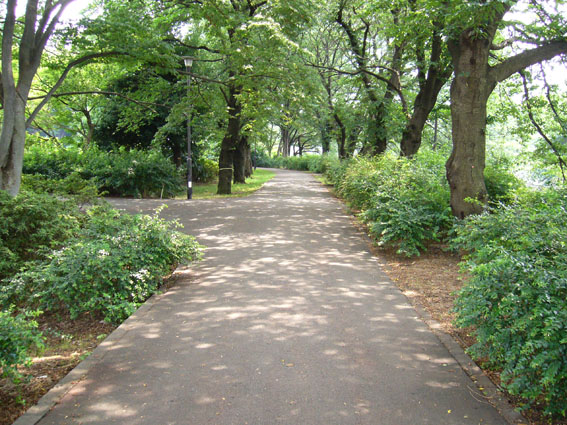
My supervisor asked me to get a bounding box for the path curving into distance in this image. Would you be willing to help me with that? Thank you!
[32,169,508,425]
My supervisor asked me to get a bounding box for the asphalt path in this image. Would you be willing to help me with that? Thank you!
[35,169,508,425]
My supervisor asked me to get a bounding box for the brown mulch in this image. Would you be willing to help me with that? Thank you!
[0,314,115,425]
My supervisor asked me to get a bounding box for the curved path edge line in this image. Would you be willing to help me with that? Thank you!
[318,174,528,425]
[12,289,169,425]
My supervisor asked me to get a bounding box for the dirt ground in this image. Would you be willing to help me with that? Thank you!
[0,315,115,425]
[377,244,565,425]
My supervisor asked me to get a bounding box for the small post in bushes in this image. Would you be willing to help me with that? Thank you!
[183,56,194,199]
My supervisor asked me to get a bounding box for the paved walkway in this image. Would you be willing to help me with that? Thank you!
[34,169,507,425]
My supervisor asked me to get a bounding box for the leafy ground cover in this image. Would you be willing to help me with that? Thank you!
[0,315,115,425]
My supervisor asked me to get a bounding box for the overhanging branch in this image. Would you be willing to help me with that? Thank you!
[27,90,163,113]
[26,51,127,127]
[309,63,408,115]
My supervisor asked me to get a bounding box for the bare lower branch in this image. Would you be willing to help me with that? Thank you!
[26,51,127,127]
[27,90,163,112]
[309,63,408,115]
[519,70,567,182]
[181,70,228,85]
[539,63,567,133]
[490,40,567,84]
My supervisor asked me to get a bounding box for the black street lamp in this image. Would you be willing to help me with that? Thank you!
[184,57,194,199]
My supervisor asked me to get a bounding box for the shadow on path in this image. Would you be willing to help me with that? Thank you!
[36,169,507,425]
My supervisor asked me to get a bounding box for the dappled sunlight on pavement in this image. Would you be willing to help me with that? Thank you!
[36,170,507,425]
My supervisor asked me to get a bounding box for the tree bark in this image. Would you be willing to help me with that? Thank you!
[217,82,241,194]
[446,32,493,218]
[280,126,291,157]
[336,6,388,156]
[1,0,77,195]
[320,119,332,154]
[334,113,347,159]
[244,141,252,178]
[233,134,249,183]
[400,30,450,157]
[447,22,567,217]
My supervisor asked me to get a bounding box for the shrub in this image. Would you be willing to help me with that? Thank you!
[323,158,350,186]
[193,158,219,183]
[21,172,101,205]
[4,205,202,324]
[307,154,339,174]
[452,189,567,417]
[0,191,83,282]
[23,144,184,198]
[484,154,524,204]
[336,155,391,210]
[23,143,81,179]
[0,309,43,380]
[257,155,315,171]
[359,151,452,256]
[82,148,183,198]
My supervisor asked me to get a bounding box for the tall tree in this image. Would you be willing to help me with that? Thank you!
[398,1,452,157]
[334,0,405,155]
[444,0,567,217]
[1,0,76,195]
[169,0,314,193]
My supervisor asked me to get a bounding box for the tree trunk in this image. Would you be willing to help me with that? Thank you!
[400,74,449,157]
[217,83,241,194]
[233,135,248,183]
[244,142,252,178]
[400,29,450,157]
[321,119,331,154]
[334,113,347,159]
[1,0,79,196]
[280,126,291,157]
[0,99,26,196]
[218,138,234,194]
[83,108,95,151]
[446,34,492,218]
[361,103,388,155]
[400,106,429,158]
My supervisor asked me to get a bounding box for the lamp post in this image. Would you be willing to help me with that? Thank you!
[184,57,194,199]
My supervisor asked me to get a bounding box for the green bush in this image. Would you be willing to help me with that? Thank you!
[0,191,83,282]
[484,154,524,204]
[306,154,339,174]
[336,155,391,210]
[360,151,452,256]
[23,144,184,198]
[323,158,350,186]
[82,148,183,198]
[257,155,314,171]
[23,143,81,179]
[21,172,101,204]
[0,309,43,380]
[4,205,202,324]
[193,158,219,182]
[452,190,567,417]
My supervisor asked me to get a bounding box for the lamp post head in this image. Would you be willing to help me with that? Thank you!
[183,57,194,68]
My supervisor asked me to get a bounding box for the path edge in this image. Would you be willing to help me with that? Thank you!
[314,172,528,425]
[12,289,170,425]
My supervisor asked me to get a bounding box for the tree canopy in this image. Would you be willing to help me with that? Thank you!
[1,0,566,213]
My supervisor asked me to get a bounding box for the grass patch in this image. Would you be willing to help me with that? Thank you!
[187,169,275,199]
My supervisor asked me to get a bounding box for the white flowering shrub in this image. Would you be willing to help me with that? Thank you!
[3,205,202,324]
